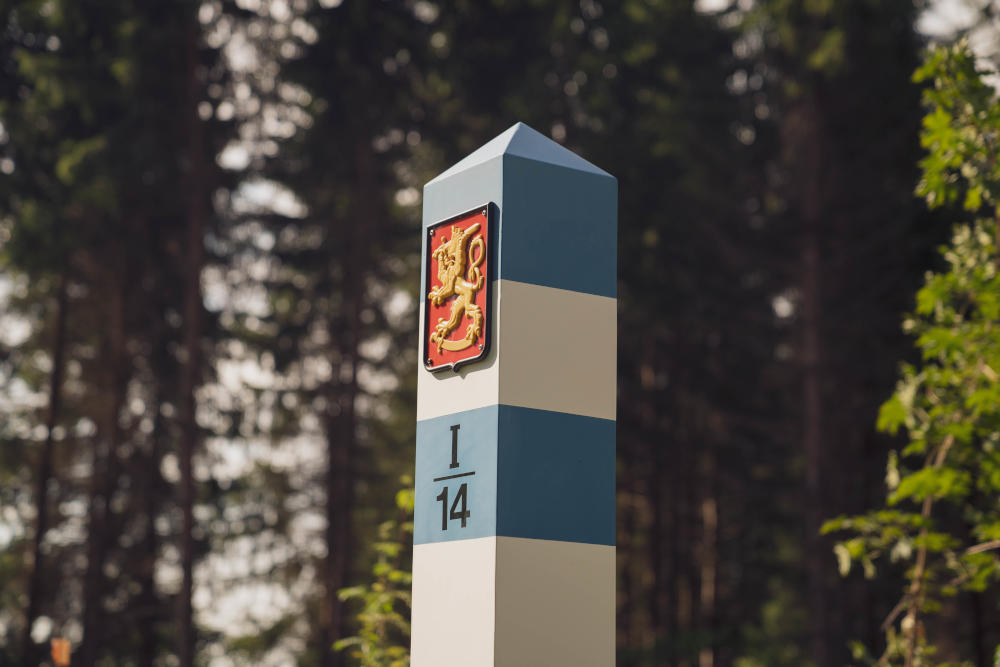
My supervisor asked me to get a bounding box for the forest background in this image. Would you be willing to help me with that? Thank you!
[1,0,999,666]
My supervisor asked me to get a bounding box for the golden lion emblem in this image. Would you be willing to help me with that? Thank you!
[428,222,485,353]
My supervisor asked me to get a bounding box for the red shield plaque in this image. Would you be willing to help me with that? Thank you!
[423,204,492,372]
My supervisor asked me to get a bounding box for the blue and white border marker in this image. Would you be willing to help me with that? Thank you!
[412,122,617,666]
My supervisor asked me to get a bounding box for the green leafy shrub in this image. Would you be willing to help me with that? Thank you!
[823,42,1000,667]
[335,483,414,667]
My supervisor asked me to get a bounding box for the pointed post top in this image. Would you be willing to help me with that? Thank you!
[427,122,612,185]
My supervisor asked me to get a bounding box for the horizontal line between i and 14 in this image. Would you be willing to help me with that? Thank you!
[432,471,476,482]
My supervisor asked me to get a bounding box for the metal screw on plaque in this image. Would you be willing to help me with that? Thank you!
[478,344,484,350]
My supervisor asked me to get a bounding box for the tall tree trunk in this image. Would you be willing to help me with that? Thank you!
[79,276,127,667]
[648,442,665,650]
[178,14,207,667]
[971,592,986,667]
[617,460,638,652]
[139,368,166,666]
[669,436,685,667]
[698,448,718,667]
[319,140,372,667]
[803,229,828,664]
[785,100,832,667]
[321,393,354,667]
[139,434,163,665]
[21,276,68,667]
[319,279,361,667]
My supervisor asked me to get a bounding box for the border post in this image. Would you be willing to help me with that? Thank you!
[411,122,617,666]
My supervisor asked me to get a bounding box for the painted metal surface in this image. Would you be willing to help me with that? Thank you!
[414,404,615,546]
[499,155,617,298]
[494,537,615,666]
[411,537,497,667]
[416,279,616,422]
[496,280,617,421]
[415,406,499,544]
[411,537,615,667]
[495,406,615,545]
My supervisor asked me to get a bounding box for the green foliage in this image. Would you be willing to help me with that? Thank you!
[914,43,1000,212]
[334,483,414,667]
[824,42,1000,666]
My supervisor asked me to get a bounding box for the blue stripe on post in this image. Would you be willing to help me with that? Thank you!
[414,406,499,545]
[496,405,616,546]
[499,155,617,299]
[414,405,616,546]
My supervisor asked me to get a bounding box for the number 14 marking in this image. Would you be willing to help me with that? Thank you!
[436,483,470,530]
[433,424,473,531]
